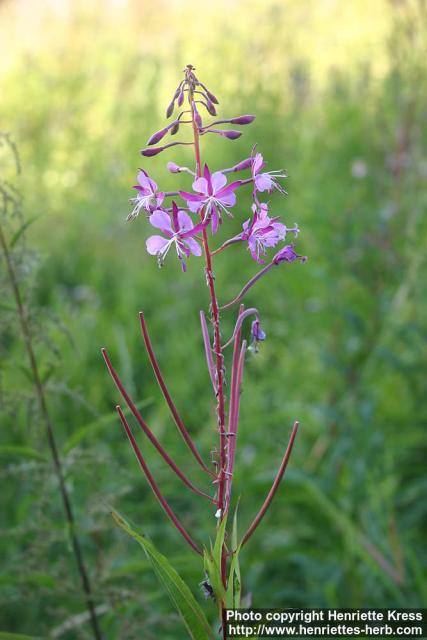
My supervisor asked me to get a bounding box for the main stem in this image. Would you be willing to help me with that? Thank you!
[188,89,228,588]
[0,223,103,640]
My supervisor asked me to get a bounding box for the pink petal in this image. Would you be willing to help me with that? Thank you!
[177,209,194,232]
[149,210,173,233]
[138,170,157,193]
[192,177,209,195]
[253,153,265,175]
[184,237,202,256]
[219,192,237,208]
[146,235,169,255]
[255,173,274,192]
[211,172,227,193]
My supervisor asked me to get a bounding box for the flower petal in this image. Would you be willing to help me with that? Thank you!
[177,209,194,232]
[252,153,265,175]
[149,210,173,233]
[146,235,169,255]
[184,236,202,256]
[192,177,209,195]
[255,173,274,192]
[211,171,227,193]
[138,170,157,193]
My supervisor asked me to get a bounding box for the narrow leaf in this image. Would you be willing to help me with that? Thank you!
[112,511,214,640]
[9,215,40,248]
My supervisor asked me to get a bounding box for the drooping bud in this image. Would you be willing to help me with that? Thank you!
[230,115,256,125]
[141,146,165,157]
[170,121,180,135]
[147,126,170,146]
[166,100,175,118]
[177,90,185,107]
[203,86,219,104]
[205,99,217,116]
[251,320,266,342]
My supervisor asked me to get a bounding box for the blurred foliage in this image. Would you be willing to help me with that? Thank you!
[1,0,427,637]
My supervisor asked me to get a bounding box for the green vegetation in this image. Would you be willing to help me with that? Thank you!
[1,1,426,637]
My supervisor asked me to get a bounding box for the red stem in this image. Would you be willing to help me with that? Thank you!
[189,79,227,586]
[241,421,299,547]
[225,340,246,511]
[116,405,202,555]
[101,348,215,503]
[199,310,217,394]
[139,311,213,477]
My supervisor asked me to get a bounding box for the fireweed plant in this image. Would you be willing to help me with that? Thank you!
[103,65,306,638]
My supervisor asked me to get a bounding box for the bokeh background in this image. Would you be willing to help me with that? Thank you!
[1,0,427,637]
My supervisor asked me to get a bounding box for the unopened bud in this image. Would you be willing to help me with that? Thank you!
[167,161,181,173]
[147,127,169,146]
[141,146,165,157]
[230,115,256,125]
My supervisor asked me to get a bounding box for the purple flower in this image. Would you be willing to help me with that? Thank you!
[273,244,307,265]
[252,151,287,195]
[128,170,165,221]
[240,204,287,263]
[251,320,266,342]
[146,202,204,271]
[180,164,241,234]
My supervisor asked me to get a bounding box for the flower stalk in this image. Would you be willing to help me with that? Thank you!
[103,64,306,634]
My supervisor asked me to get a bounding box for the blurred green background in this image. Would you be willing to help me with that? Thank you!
[1,0,427,637]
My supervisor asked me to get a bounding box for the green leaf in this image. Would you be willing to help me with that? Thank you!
[112,510,214,640]
[9,215,40,248]
[0,446,47,462]
[226,504,242,609]
[203,514,227,609]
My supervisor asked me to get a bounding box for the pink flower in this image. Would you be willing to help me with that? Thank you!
[128,170,165,221]
[146,202,204,271]
[240,204,287,263]
[252,152,287,195]
[180,164,241,234]
[273,244,307,265]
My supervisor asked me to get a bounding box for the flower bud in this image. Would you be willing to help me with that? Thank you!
[206,99,217,116]
[166,99,175,118]
[273,245,307,264]
[167,161,181,173]
[147,126,169,146]
[192,102,202,128]
[230,157,252,172]
[222,130,242,139]
[177,90,184,107]
[206,89,219,104]
[170,121,180,135]
[141,146,165,157]
[230,115,256,125]
[251,320,266,342]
